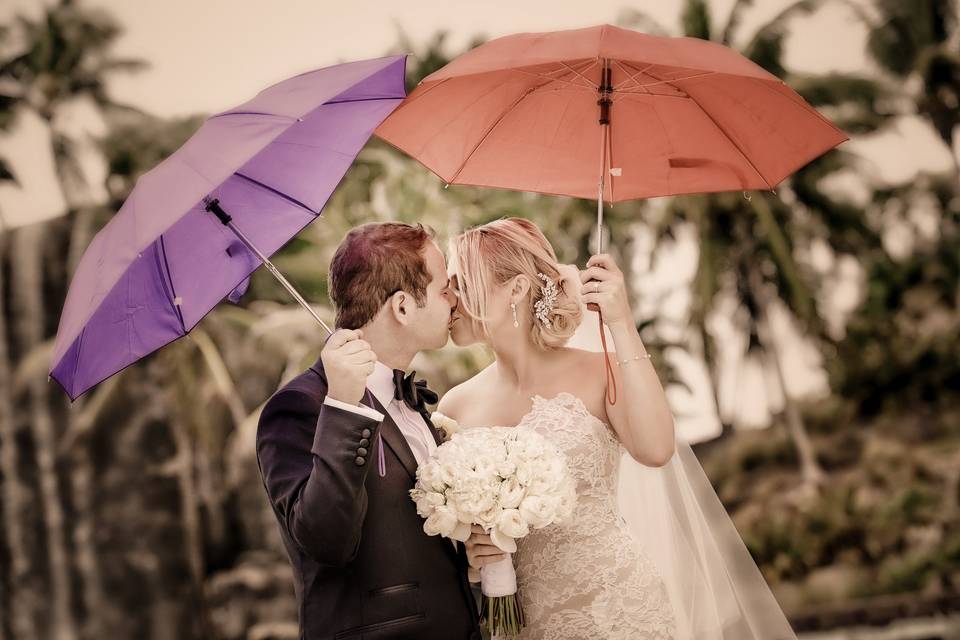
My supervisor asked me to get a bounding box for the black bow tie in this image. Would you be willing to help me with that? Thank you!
[392,369,439,417]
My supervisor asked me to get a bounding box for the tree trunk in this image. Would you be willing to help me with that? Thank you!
[11,224,77,640]
[0,233,40,640]
[45,122,90,280]
[750,269,826,489]
[70,445,106,640]
[47,120,112,639]
[770,340,826,487]
[65,386,117,640]
[699,322,736,442]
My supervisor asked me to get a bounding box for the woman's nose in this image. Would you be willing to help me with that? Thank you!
[446,288,459,309]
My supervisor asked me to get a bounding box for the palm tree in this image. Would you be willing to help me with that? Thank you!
[830,171,960,415]
[1,5,144,637]
[618,0,896,489]
[0,27,44,640]
[2,0,146,273]
[848,0,960,173]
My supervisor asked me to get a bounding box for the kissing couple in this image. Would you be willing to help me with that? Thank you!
[255,218,797,640]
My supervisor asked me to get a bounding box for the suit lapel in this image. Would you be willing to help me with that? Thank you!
[421,411,444,447]
[362,390,420,483]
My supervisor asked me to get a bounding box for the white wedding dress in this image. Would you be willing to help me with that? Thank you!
[469,266,798,640]
[501,392,678,639]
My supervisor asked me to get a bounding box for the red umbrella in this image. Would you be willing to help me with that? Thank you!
[377,24,846,404]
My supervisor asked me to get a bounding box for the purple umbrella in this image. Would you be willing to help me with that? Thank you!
[50,55,407,401]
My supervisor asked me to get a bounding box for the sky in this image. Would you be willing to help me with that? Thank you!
[2,0,957,441]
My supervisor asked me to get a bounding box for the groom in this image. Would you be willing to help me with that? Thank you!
[256,222,483,640]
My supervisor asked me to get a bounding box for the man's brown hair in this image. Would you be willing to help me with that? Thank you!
[328,222,435,329]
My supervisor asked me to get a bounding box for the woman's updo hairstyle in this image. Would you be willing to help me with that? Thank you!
[451,217,582,349]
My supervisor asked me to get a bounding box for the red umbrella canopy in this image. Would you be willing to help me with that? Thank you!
[377,24,848,203]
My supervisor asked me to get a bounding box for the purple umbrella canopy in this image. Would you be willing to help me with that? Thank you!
[50,55,408,400]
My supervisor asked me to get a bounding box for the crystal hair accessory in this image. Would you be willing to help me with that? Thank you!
[534,272,559,328]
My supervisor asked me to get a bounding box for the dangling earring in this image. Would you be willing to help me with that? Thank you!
[511,302,519,328]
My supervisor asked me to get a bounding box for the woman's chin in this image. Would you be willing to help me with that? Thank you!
[448,324,474,347]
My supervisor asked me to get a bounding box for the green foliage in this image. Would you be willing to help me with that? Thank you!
[860,0,960,153]
[681,0,712,40]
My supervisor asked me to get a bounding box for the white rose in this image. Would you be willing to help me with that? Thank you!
[417,464,446,493]
[489,526,518,553]
[496,508,530,539]
[519,495,559,528]
[423,505,458,537]
[410,488,444,517]
[497,477,525,509]
[430,412,461,441]
[477,504,501,529]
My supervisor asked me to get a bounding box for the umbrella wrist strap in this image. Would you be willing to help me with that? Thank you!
[598,310,617,405]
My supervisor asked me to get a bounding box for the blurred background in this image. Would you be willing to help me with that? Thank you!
[0,0,958,638]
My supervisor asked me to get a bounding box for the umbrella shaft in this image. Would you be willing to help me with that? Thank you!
[227,220,333,335]
[596,122,607,256]
[595,60,612,256]
[204,199,333,335]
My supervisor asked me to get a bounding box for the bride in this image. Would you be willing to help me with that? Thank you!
[436,217,797,640]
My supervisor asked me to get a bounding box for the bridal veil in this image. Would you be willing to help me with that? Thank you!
[562,264,797,640]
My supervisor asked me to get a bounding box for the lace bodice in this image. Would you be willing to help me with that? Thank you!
[508,393,677,640]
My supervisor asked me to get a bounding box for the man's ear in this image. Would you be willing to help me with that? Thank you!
[389,290,411,325]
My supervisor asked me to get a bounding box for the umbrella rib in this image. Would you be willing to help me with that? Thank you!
[511,64,596,93]
[685,98,771,189]
[323,95,405,106]
[158,235,186,333]
[559,60,600,90]
[209,111,300,121]
[617,60,716,94]
[612,60,655,93]
[233,172,321,216]
[635,66,772,189]
[447,83,547,184]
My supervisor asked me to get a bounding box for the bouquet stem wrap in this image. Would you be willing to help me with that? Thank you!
[480,555,517,597]
[480,556,524,638]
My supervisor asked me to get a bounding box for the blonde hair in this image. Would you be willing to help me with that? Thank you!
[451,218,582,349]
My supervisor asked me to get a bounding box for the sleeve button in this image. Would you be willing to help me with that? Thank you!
[357,447,368,457]
[361,428,372,439]
[354,456,366,466]
[359,438,370,448]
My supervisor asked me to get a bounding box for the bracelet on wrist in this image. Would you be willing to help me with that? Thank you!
[616,353,652,366]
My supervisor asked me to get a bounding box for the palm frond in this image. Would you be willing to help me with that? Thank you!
[743,0,824,76]
[720,0,754,45]
[681,0,712,40]
[791,72,897,134]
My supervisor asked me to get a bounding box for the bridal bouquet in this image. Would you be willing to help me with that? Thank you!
[410,414,577,638]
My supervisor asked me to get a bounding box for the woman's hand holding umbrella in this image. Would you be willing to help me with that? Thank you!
[579,254,632,328]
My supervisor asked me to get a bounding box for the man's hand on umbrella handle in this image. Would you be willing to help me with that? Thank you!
[322,329,377,406]
[580,254,631,327]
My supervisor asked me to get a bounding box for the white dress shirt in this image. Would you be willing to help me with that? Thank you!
[322,362,438,466]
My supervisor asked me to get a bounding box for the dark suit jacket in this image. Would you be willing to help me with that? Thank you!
[256,356,481,640]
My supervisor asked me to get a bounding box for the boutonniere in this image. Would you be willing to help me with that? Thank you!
[430,412,461,442]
